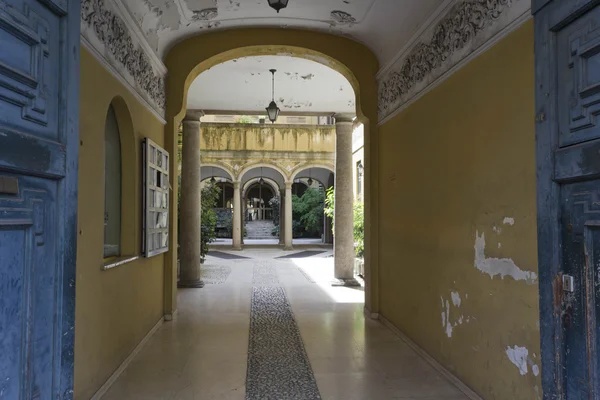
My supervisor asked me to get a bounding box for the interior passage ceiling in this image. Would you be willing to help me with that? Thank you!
[122,0,444,67]
[187,55,355,113]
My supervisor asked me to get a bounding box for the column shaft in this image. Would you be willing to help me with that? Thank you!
[284,182,293,250]
[279,189,285,245]
[232,181,242,250]
[179,111,204,288]
[333,114,360,286]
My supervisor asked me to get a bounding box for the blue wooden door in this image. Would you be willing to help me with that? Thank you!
[535,0,600,398]
[0,0,79,398]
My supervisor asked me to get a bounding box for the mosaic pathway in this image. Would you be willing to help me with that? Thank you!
[245,263,321,400]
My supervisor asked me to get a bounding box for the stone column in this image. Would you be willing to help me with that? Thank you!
[232,181,242,250]
[279,189,285,245]
[333,114,360,287]
[284,181,293,250]
[179,111,204,288]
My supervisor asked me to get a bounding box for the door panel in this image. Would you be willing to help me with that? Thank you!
[557,7,600,147]
[536,1,600,399]
[560,182,600,399]
[0,0,62,137]
[0,0,78,398]
[0,174,57,398]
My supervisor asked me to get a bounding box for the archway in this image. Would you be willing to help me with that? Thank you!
[164,29,380,316]
[240,166,285,243]
[291,166,335,244]
[106,96,138,257]
[200,164,235,182]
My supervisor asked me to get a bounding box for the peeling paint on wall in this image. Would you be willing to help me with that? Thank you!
[451,291,461,307]
[441,292,472,338]
[503,217,515,225]
[506,346,540,377]
[441,297,453,338]
[474,231,537,284]
[506,345,529,375]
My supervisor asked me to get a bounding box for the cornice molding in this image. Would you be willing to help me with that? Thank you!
[377,0,531,124]
[81,38,167,125]
[377,0,456,80]
[81,0,166,118]
[110,0,167,75]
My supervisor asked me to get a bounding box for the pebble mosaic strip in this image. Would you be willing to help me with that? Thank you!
[246,266,321,400]
[252,265,280,286]
[200,266,232,285]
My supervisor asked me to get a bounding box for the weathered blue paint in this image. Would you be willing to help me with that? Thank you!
[0,0,79,399]
[535,1,600,399]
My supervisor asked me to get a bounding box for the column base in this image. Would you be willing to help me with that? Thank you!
[331,278,362,287]
[284,246,294,251]
[177,280,205,288]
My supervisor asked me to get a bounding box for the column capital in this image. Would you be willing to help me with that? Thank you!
[284,181,293,190]
[183,110,204,122]
[232,180,241,189]
[333,113,355,124]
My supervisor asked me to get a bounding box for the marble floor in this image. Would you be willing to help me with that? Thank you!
[101,249,469,400]
[212,238,328,246]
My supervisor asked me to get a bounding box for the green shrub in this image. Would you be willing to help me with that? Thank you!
[353,202,364,258]
[269,196,280,227]
[323,186,364,258]
[292,187,324,238]
[200,183,221,263]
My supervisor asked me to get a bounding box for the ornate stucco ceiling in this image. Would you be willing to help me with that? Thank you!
[121,0,445,68]
[187,55,355,113]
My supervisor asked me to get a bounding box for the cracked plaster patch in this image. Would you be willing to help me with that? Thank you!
[506,346,539,377]
[474,231,537,284]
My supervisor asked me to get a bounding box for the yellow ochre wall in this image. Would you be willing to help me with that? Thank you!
[74,48,165,400]
[378,22,541,399]
[201,123,335,152]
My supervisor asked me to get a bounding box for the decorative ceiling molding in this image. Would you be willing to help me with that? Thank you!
[330,10,357,25]
[81,0,166,118]
[377,0,531,123]
[193,8,218,21]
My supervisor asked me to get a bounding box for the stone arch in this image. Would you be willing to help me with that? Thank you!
[243,177,280,198]
[200,163,235,181]
[107,95,137,256]
[290,164,335,186]
[238,163,288,185]
[164,28,380,315]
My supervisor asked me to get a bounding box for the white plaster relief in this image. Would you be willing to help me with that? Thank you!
[377,0,531,123]
[474,231,537,284]
[81,0,166,118]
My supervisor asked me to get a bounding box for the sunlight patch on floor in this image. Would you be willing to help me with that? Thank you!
[291,257,365,304]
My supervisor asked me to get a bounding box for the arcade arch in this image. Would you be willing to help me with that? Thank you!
[168,31,378,315]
